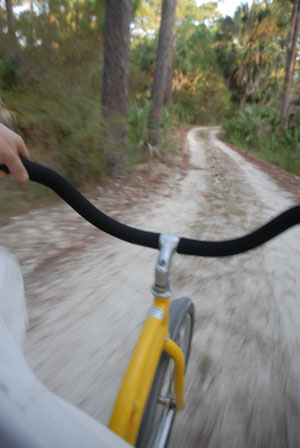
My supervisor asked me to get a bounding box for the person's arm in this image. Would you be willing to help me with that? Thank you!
[0,124,29,182]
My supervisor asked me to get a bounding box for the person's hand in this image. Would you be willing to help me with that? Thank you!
[0,123,29,182]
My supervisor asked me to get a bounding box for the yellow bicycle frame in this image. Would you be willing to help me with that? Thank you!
[109,294,186,446]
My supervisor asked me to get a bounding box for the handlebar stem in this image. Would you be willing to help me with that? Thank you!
[151,234,179,298]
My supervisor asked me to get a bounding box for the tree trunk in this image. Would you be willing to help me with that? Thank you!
[5,0,18,53]
[240,93,247,112]
[280,0,300,124]
[27,0,35,47]
[47,0,57,55]
[102,0,132,170]
[164,37,176,106]
[148,0,176,146]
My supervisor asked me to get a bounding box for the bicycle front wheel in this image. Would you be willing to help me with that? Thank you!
[136,297,194,448]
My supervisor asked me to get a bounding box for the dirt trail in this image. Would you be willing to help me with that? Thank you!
[1,127,300,447]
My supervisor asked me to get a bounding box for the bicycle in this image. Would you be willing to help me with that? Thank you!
[1,159,299,448]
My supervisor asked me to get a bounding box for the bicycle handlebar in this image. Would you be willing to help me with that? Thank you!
[1,158,300,257]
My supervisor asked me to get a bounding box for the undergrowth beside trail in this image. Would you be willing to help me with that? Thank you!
[0,83,181,222]
[223,105,300,177]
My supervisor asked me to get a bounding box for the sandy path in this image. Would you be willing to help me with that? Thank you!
[1,127,300,447]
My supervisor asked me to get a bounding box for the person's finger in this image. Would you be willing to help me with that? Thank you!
[0,170,8,180]
[5,152,29,182]
[17,136,30,159]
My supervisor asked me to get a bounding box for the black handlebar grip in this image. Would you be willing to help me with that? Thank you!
[0,158,160,250]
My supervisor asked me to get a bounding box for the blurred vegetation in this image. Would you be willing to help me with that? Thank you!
[0,0,299,217]
[223,104,300,176]
[218,0,300,177]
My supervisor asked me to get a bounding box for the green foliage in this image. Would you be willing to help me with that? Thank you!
[131,0,162,37]
[214,0,287,108]
[171,21,231,124]
[4,63,105,186]
[223,105,300,176]
[131,0,228,125]
[126,99,176,158]
[0,56,19,89]
[127,100,151,156]
[131,37,157,73]
[223,104,279,145]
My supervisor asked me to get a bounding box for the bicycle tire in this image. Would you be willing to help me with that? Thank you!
[136,297,194,448]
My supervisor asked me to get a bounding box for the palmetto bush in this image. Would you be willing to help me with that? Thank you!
[223,104,300,176]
